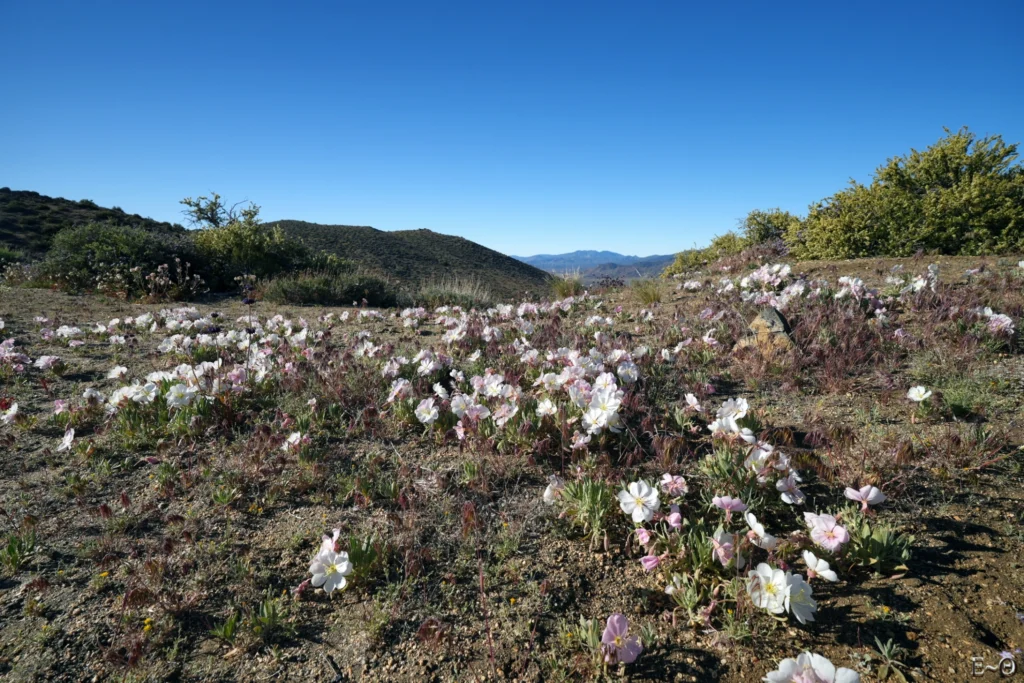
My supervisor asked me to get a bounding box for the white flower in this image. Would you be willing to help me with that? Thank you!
[616,480,660,523]
[802,550,838,583]
[776,472,806,505]
[616,361,639,384]
[33,355,62,370]
[83,387,104,404]
[747,563,787,614]
[684,393,702,412]
[536,398,557,418]
[309,547,353,594]
[784,572,817,624]
[133,382,158,404]
[107,365,129,379]
[165,383,197,409]
[717,397,749,421]
[542,475,564,505]
[763,651,859,682]
[450,393,472,418]
[907,385,932,402]
[415,397,439,425]
[57,428,75,452]
[386,378,412,403]
[1,402,18,425]
[281,432,305,452]
[744,511,778,550]
[432,383,449,400]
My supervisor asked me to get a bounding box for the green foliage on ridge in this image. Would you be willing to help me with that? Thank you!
[665,127,1024,275]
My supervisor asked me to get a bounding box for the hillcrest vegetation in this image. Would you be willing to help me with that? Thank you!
[664,127,1024,276]
[0,190,550,308]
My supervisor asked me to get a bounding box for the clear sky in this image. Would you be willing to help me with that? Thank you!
[2,1,1022,257]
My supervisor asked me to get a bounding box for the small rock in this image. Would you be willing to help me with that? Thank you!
[734,307,795,356]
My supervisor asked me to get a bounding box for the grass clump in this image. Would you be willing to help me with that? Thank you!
[417,277,492,309]
[551,269,584,298]
[630,277,662,304]
[260,268,397,307]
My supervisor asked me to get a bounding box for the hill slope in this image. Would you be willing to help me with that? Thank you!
[268,220,551,298]
[0,188,186,254]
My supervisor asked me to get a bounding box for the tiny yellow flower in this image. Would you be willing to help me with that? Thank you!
[99,571,109,578]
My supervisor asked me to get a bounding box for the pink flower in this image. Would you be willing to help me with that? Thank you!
[601,614,643,665]
[710,529,738,567]
[712,495,747,522]
[640,555,661,572]
[807,513,850,552]
[53,400,69,415]
[635,528,652,546]
[844,485,886,512]
[666,504,683,530]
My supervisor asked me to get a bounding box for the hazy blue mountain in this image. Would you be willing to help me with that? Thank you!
[513,250,675,279]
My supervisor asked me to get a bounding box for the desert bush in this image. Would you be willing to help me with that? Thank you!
[551,269,584,297]
[40,222,204,296]
[260,268,397,307]
[792,128,1024,259]
[740,208,802,245]
[417,277,492,309]
[193,217,309,288]
[663,127,1024,272]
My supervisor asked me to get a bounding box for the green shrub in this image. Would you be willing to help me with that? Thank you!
[260,268,397,307]
[41,222,204,296]
[793,127,1024,259]
[740,208,803,245]
[193,218,310,289]
[0,246,25,268]
[664,127,1024,268]
[417,277,492,309]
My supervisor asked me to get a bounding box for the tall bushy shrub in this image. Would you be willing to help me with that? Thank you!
[663,127,1024,274]
[193,218,309,288]
[41,222,204,295]
[792,128,1024,259]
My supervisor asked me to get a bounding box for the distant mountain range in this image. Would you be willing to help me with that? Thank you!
[513,250,676,280]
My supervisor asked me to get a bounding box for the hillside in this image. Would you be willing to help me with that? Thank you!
[514,250,675,281]
[0,188,186,254]
[268,219,551,298]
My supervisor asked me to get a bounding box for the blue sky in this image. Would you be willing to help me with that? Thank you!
[2,1,1022,257]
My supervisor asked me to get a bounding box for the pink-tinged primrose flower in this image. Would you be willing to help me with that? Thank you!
[600,614,643,665]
